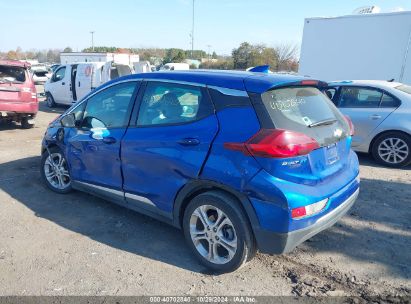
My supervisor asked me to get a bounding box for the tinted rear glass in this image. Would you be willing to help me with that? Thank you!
[0,65,26,83]
[261,86,350,146]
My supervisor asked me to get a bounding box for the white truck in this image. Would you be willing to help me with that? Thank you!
[44,61,133,107]
[299,10,411,85]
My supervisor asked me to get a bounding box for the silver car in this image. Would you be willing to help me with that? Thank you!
[325,80,411,167]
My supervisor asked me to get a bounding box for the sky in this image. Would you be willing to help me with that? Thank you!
[0,0,410,55]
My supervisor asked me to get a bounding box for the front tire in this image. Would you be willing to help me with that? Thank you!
[41,147,72,194]
[371,132,411,168]
[46,93,56,108]
[183,191,255,273]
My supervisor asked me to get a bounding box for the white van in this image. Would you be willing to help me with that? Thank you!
[133,61,152,73]
[161,63,190,71]
[44,61,133,107]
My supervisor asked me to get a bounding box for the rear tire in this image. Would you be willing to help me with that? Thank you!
[371,132,411,168]
[183,191,256,273]
[21,117,35,129]
[46,93,56,108]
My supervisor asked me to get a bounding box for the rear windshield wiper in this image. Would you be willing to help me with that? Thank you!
[308,118,337,128]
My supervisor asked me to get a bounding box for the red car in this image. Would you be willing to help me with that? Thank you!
[0,60,38,128]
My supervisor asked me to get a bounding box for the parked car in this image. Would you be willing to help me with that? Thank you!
[30,65,52,84]
[0,60,38,128]
[44,61,133,107]
[41,70,359,272]
[325,80,411,167]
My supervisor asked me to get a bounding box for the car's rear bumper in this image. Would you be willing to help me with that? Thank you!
[0,101,38,114]
[254,187,359,254]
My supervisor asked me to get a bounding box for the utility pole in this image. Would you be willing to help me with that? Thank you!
[90,31,95,51]
[207,45,212,62]
[191,0,195,59]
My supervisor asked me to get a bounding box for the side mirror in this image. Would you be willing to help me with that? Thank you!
[60,113,76,128]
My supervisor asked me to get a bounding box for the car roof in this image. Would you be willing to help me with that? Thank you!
[327,80,402,89]
[0,60,30,68]
[110,70,311,93]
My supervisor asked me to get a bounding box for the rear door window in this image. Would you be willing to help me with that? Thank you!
[261,86,349,146]
[380,93,400,108]
[137,81,213,126]
[339,87,382,108]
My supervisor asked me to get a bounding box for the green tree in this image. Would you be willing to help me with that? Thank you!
[63,47,73,52]
[232,42,279,70]
[163,48,186,64]
[82,46,118,52]
[212,51,217,59]
[199,58,234,70]
[232,42,253,69]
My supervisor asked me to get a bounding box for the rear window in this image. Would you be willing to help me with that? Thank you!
[0,65,26,83]
[395,84,411,95]
[261,86,350,146]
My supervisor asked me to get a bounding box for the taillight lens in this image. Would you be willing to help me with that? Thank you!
[224,129,320,158]
[300,80,318,86]
[291,198,328,219]
[344,115,354,136]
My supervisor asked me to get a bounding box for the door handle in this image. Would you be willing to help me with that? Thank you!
[177,138,200,146]
[102,136,117,144]
[62,82,65,85]
[370,114,382,120]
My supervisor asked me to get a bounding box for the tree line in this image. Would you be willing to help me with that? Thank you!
[0,42,298,71]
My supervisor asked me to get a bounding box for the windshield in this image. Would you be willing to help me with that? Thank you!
[395,84,411,95]
[0,65,26,83]
[261,86,350,146]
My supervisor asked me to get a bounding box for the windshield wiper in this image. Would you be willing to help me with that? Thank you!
[308,118,337,128]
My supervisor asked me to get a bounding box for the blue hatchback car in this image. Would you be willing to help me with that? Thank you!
[41,70,360,272]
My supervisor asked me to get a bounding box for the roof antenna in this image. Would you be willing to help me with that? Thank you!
[387,78,395,82]
[249,65,270,73]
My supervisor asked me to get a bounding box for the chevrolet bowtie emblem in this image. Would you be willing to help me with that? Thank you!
[334,128,343,137]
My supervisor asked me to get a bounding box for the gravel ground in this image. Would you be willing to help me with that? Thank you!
[0,92,410,300]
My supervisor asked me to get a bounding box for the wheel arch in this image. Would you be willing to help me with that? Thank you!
[369,129,411,153]
[41,142,59,155]
[173,180,260,232]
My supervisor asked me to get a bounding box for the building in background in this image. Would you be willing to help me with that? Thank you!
[60,52,139,66]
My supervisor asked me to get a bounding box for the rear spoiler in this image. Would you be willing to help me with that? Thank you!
[268,80,329,91]
[249,65,271,73]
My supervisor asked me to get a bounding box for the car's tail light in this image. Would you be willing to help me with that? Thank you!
[224,129,320,158]
[344,115,354,136]
[300,80,318,86]
[291,198,328,219]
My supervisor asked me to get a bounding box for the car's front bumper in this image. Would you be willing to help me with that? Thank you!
[254,187,359,254]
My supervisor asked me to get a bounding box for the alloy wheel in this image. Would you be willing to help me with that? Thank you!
[377,137,409,165]
[43,152,71,190]
[189,205,238,265]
